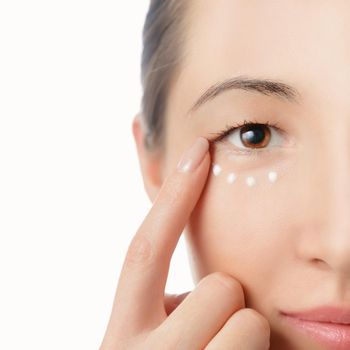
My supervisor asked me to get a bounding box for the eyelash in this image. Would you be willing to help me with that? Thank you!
[208,118,283,156]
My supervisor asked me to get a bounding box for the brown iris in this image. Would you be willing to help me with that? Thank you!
[240,124,271,149]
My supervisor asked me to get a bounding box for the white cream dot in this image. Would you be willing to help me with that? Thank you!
[246,176,256,187]
[212,164,222,176]
[227,173,237,184]
[268,171,278,183]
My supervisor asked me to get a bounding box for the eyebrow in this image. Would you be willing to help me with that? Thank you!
[188,75,302,114]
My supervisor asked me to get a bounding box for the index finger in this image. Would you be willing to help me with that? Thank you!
[106,137,210,337]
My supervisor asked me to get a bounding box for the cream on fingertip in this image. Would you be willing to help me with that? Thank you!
[177,137,209,173]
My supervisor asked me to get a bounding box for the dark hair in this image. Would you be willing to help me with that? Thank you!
[141,0,189,151]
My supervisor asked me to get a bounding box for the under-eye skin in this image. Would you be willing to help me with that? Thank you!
[212,164,222,176]
[208,119,287,157]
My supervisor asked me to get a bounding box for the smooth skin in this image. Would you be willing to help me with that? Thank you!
[99,137,270,350]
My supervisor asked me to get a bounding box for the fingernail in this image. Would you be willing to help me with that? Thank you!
[177,137,209,173]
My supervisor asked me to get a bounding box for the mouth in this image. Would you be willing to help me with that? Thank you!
[280,306,350,350]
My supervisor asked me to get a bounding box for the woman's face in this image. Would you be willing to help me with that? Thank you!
[151,1,350,349]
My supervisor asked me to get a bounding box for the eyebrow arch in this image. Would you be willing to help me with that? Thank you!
[188,75,302,115]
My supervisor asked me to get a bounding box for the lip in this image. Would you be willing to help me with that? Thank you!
[280,306,350,350]
[281,306,350,324]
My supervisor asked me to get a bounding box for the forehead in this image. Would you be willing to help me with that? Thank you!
[173,0,350,110]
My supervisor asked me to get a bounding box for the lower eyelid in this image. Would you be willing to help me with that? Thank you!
[218,141,288,159]
[228,146,275,156]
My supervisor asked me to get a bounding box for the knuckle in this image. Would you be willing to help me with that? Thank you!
[234,308,271,336]
[124,234,155,266]
[159,174,183,206]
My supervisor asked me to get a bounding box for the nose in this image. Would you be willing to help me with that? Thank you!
[298,123,350,277]
[317,218,350,277]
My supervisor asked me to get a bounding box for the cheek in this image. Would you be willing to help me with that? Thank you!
[186,151,302,293]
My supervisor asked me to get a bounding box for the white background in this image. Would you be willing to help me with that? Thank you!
[0,2,194,349]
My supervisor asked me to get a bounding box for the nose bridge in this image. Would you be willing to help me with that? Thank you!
[313,120,350,274]
[326,121,350,222]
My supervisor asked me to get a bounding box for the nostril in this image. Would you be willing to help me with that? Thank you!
[311,258,329,269]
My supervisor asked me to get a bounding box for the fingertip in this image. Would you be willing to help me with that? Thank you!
[177,137,209,173]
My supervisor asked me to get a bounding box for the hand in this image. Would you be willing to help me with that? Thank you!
[99,137,271,350]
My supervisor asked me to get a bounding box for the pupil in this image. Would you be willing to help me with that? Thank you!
[240,124,270,148]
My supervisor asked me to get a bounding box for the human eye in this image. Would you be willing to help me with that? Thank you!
[209,119,286,157]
